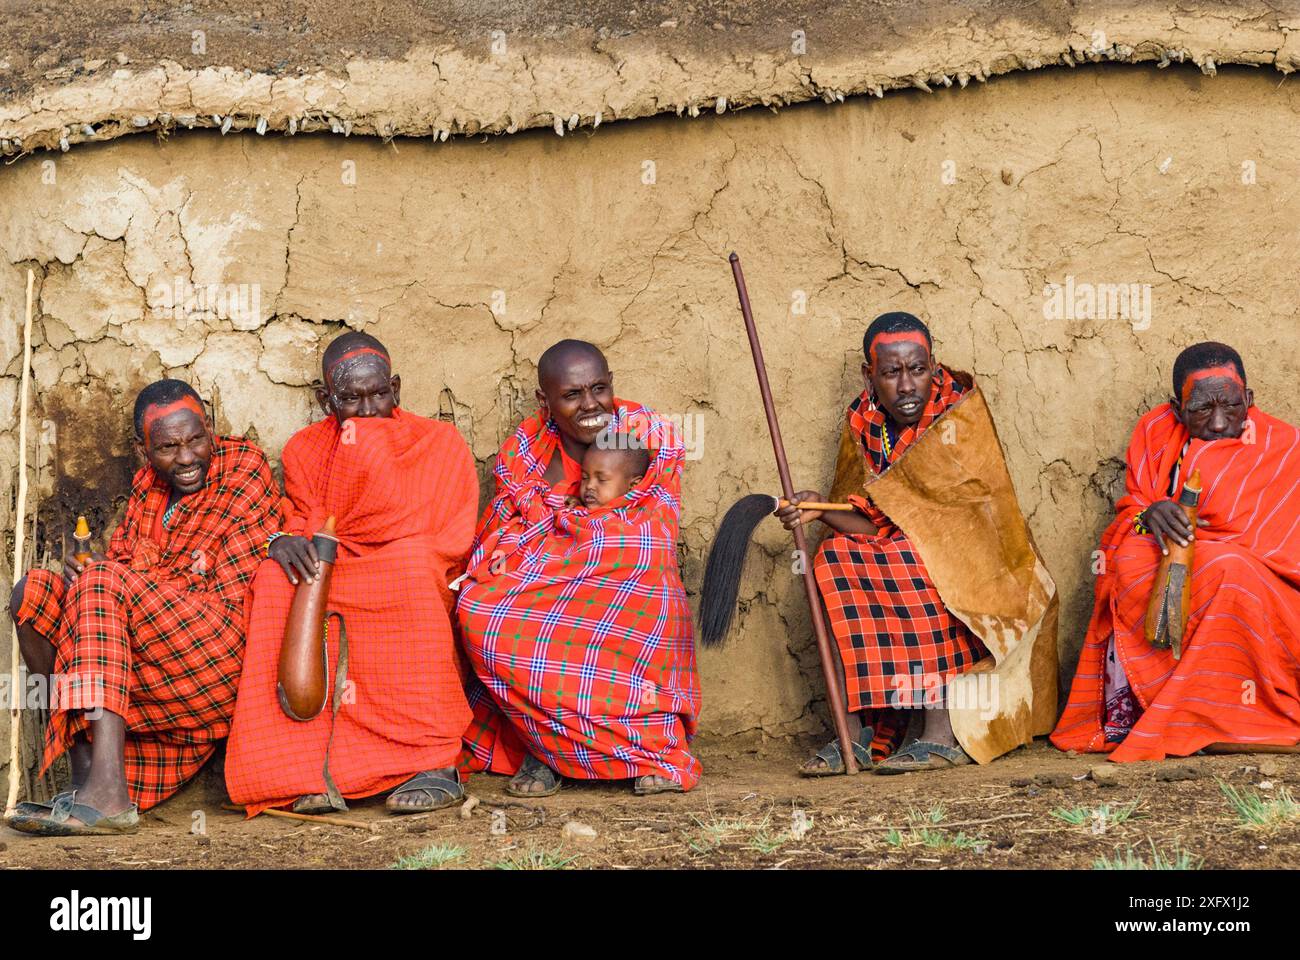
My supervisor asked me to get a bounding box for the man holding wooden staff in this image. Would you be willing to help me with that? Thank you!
[779,313,1058,775]
[7,379,281,835]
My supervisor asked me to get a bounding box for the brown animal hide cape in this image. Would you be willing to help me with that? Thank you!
[826,371,1059,763]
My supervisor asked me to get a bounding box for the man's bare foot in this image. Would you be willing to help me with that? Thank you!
[916,705,959,749]
[633,774,685,795]
[68,739,92,791]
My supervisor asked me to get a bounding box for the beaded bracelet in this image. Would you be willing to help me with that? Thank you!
[265,531,286,557]
[1133,506,1157,535]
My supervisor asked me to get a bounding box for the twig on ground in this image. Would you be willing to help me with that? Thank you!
[221,802,375,831]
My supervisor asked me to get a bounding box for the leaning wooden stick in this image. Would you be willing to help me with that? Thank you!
[6,269,35,817]
[729,252,858,775]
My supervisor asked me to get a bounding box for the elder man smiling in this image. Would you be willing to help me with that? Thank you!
[8,379,281,835]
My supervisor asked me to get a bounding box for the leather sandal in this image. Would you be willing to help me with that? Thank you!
[799,726,875,777]
[874,739,972,775]
[385,769,464,814]
[293,793,345,815]
[7,791,139,836]
[505,754,562,798]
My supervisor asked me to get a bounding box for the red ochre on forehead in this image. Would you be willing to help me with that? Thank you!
[1182,364,1245,405]
[869,330,931,366]
[325,346,390,386]
[142,395,205,446]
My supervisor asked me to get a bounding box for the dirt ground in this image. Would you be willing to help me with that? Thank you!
[3,738,1296,870]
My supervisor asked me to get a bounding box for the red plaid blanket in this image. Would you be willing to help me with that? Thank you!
[815,369,988,741]
[17,437,281,809]
[456,400,701,788]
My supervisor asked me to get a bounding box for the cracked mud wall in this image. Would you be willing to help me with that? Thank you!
[4,62,1300,758]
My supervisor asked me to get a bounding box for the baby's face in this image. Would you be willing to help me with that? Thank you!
[580,449,642,508]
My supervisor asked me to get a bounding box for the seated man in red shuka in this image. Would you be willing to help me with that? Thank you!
[1053,342,1300,759]
[225,332,479,816]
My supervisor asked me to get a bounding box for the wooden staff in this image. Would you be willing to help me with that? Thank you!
[728,253,858,775]
[6,269,35,816]
[777,498,856,512]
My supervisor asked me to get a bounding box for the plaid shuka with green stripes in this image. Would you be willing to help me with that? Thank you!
[456,400,702,789]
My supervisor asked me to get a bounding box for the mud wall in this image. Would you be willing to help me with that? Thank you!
[3,63,1300,753]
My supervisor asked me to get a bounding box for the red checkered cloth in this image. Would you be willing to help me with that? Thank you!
[1052,403,1300,760]
[815,369,989,736]
[456,400,701,789]
[15,437,282,810]
[224,410,479,815]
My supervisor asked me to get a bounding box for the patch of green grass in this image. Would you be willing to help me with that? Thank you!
[1092,840,1202,870]
[491,846,578,870]
[689,807,806,856]
[884,805,987,853]
[748,825,792,855]
[687,813,755,854]
[1218,779,1300,832]
[390,843,467,870]
[1050,799,1144,830]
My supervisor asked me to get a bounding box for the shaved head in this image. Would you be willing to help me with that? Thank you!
[534,339,616,447]
[132,378,213,494]
[323,331,391,386]
[537,339,608,391]
[1170,341,1252,441]
[317,331,400,423]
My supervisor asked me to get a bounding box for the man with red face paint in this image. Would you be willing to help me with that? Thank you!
[226,331,480,817]
[8,380,280,835]
[777,313,1002,775]
[1054,342,1300,760]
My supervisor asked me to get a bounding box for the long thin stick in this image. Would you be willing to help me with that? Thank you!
[221,802,375,831]
[729,253,857,775]
[6,269,35,816]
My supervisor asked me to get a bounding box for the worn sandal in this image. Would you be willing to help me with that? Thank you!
[799,726,875,777]
[874,739,972,775]
[385,769,464,814]
[7,791,139,836]
[505,754,562,798]
[11,791,73,818]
